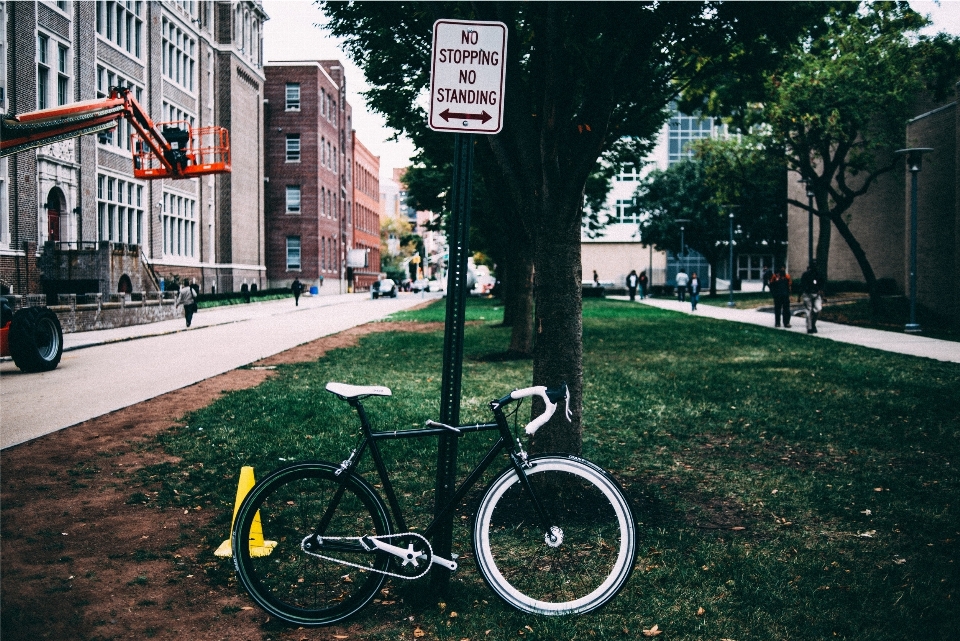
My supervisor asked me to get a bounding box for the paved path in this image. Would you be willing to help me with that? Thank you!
[630,295,960,364]
[0,291,441,449]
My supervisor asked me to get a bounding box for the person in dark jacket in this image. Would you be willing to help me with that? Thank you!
[291,279,304,306]
[799,262,824,334]
[688,272,702,311]
[638,270,649,299]
[769,266,792,328]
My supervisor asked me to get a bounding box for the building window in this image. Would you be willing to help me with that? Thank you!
[0,157,8,247]
[285,83,300,110]
[161,191,197,258]
[96,66,143,150]
[37,33,49,109]
[286,236,301,270]
[97,174,144,245]
[286,186,301,213]
[0,2,7,113]
[615,199,638,224]
[96,1,143,58]
[668,103,719,166]
[615,164,640,182]
[57,45,69,106]
[286,135,301,162]
[162,17,196,92]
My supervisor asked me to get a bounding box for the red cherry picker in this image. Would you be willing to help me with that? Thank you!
[0,87,231,371]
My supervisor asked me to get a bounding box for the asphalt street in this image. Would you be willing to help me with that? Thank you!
[0,291,441,450]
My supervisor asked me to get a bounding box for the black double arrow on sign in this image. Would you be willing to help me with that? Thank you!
[439,109,493,124]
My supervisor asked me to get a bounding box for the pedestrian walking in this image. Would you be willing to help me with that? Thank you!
[638,270,648,299]
[626,270,639,301]
[291,278,304,306]
[675,269,689,302]
[593,270,600,287]
[689,272,701,311]
[769,266,792,328]
[175,282,198,328]
[799,262,824,334]
[761,266,773,293]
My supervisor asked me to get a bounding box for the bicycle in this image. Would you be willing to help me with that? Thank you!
[232,381,637,626]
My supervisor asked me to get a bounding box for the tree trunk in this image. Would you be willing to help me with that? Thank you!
[529,219,583,455]
[507,253,534,356]
[498,249,534,356]
[827,211,880,311]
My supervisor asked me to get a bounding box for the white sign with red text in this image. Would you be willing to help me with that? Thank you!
[429,20,507,134]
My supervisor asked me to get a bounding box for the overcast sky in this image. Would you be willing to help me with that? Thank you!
[262,1,960,181]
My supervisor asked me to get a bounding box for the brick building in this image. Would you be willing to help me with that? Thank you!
[264,60,380,294]
[1,1,268,298]
[786,81,959,327]
[351,132,380,290]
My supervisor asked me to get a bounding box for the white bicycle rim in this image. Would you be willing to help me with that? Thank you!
[474,457,636,615]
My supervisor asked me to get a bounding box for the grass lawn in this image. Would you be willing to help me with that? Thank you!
[145,298,960,640]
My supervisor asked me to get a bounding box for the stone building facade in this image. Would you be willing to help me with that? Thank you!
[263,60,368,294]
[0,0,268,299]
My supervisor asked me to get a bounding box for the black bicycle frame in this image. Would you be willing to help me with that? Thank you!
[312,395,554,544]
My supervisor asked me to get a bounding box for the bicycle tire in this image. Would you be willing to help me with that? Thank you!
[232,462,392,626]
[473,455,637,615]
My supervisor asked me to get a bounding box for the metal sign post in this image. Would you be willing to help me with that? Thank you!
[428,19,507,592]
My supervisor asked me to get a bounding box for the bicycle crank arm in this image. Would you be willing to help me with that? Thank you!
[362,535,458,572]
[363,536,428,568]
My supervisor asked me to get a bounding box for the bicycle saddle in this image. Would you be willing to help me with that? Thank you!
[325,382,393,399]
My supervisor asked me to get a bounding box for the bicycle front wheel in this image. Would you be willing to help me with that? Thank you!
[232,462,392,626]
[473,455,636,615]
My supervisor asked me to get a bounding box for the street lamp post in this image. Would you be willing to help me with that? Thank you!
[675,218,690,290]
[799,177,815,267]
[895,147,933,334]
[727,209,736,307]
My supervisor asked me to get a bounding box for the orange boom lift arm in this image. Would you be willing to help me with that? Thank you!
[0,87,229,180]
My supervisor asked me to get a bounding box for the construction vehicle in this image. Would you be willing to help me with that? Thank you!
[0,87,231,371]
[1,86,230,178]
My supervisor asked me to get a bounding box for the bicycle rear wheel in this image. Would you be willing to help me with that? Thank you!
[232,462,391,626]
[473,455,636,615]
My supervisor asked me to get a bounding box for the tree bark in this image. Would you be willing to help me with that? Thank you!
[498,249,534,356]
[529,219,584,455]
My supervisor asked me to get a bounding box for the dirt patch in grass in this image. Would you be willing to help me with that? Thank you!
[0,320,444,641]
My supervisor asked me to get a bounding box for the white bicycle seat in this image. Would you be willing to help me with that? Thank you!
[325,382,393,399]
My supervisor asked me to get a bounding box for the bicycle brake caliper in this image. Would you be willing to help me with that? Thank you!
[334,449,357,476]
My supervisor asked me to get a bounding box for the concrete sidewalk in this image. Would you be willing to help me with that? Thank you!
[1,291,441,449]
[628,295,960,364]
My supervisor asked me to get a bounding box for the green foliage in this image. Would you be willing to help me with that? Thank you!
[145,297,960,639]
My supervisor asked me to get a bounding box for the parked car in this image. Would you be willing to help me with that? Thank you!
[411,278,430,293]
[371,278,398,299]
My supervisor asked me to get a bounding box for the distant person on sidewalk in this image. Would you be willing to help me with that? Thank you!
[769,266,792,328]
[175,282,198,328]
[291,278,304,306]
[675,269,689,302]
[799,262,824,334]
[626,270,639,301]
[593,270,600,287]
[638,270,648,299]
[761,266,773,293]
[689,272,701,311]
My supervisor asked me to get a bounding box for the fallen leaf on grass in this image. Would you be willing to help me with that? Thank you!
[859,530,877,538]
[642,624,662,637]
[414,628,426,638]
[333,636,348,640]
[697,607,706,616]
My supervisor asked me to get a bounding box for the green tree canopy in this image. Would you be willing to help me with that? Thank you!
[323,1,826,453]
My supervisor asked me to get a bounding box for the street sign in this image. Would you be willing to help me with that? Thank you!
[429,20,507,134]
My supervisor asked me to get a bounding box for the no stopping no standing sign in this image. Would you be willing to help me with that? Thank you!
[429,20,507,134]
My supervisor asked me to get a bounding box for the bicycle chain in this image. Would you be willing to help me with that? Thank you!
[300,532,434,581]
